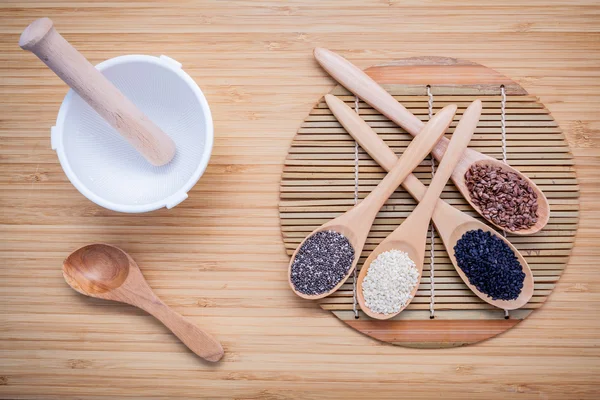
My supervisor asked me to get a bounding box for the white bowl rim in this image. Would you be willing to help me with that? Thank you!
[52,54,214,213]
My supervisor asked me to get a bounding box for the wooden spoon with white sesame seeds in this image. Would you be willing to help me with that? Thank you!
[353,98,479,320]
[326,95,534,317]
[288,104,457,300]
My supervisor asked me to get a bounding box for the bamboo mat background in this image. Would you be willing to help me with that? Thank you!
[1,0,599,398]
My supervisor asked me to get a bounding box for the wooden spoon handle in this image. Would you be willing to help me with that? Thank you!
[415,100,481,212]
[315,48,423,135]
[325,93,471,239]
[19,18,176,166]
[141,297,224,362]
[340,100,456,219]
[314,47,452,161]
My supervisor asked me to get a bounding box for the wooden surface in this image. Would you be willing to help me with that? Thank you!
[0,1,599,398]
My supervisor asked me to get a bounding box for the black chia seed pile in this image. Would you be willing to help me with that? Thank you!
[290,230,355,296]
[453,229,525,301]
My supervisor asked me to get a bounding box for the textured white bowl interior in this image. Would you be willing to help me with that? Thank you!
[54,55,212,212]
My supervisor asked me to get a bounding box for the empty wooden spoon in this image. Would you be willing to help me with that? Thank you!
[314,47,549,235]
[326,94,534,312]
[289,104,457,300]
[63,244,224,362]
[355,98,477,319]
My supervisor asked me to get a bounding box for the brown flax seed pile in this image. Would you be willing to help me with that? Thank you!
[465,163,538,231]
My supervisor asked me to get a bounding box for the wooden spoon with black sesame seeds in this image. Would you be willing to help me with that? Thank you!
[288,104,457,300]
[314,47,549,235]
[327,95,535,314]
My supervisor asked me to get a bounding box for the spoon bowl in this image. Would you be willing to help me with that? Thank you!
[446,220,534,310]
[63,244,224,362]
[63,244,130,296]
[288,223,363,300]
[450,150,549,235]
[357,240,421,320]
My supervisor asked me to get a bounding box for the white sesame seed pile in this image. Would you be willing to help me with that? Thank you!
[362,249,420,315]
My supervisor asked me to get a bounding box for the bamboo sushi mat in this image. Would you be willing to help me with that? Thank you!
[279,57,579,348]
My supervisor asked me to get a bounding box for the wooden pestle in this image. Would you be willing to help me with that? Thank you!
[19,18,176,166]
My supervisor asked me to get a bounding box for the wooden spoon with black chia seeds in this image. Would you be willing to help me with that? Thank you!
[288,104,457,300]
[314,47,549,235]
[328,95,534,310]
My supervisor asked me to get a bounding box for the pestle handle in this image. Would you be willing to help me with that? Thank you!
[20,18,176,166]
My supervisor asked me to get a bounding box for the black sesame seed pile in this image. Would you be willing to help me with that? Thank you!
[453,229,525,301]
[290,230,355,296]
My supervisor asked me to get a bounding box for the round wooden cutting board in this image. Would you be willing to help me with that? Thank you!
[279,57,579,348]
